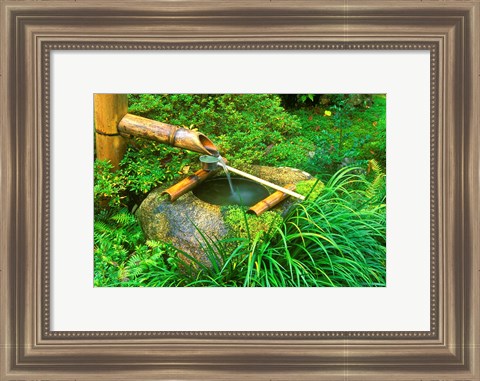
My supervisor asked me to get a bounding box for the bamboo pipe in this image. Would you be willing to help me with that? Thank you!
[118,113,219,156]
[248,184,297,216]
[224,165,306,200]
[162,169,214,202]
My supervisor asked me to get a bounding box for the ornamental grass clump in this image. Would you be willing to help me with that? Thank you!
[132,166,386,287]
[270,166,386,287]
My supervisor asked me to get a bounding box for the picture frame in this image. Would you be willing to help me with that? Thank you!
[1,1,478,380]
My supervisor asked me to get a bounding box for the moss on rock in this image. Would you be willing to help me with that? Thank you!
[295,178,324,200]
[222,206,282,241]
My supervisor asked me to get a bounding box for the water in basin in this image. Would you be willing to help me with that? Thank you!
[193,177,269,206]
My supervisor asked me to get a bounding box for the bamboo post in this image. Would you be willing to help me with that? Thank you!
[94,94,128,170]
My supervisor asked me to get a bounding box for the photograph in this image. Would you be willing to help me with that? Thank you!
[2,1,478,379]
[94,93,387,287]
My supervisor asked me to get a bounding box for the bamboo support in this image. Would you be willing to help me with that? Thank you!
[248,184,297,216]
[118,113,219,156]
[225,165,306,200]
[162,169,215,202]
[94,94,128,170]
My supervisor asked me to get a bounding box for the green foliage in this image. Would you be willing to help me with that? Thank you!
[94,167,385,287]
[365,159,386,204]
[120,139,192,196]
[94,160,127,209]
[299,94,315,103]
[94,208,169,287]
[296,94,386,176]
[94,142,192,211]
[128,94,302,167]
[125,93,386,176]
[94,94,387,287]
[112,166,386,287]
[270,166,386,287]
[263,136,315,169]
[279,94,373,110]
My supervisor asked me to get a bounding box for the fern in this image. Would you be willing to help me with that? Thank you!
[111,210,137,225]
[366,159,386,202]
[94,206,168,287]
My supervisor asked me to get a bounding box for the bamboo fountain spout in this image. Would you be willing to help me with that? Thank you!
[118,113,219,156]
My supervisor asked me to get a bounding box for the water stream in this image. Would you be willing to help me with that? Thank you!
[217,155,235,194]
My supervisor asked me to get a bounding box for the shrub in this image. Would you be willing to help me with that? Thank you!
[94,160,127,209]
[119,139,192,202]
[128,94,302,167]
[263,136,315,169]
[94,141,193,211]
[298,94,386,176]
[279,94,374,110]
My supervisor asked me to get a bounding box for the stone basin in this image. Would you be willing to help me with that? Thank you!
[136,165,311,264]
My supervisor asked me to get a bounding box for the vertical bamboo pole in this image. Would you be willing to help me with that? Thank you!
[94,94,128,170]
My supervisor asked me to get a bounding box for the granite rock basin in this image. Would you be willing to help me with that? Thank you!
[136,165,311,263]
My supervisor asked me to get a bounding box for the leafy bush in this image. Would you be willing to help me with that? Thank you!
[279,94,373,110]
[125,93,385,176]
[128,94,302,167]
[297,94,386,176]
[120,139,192,198]
[263,136,315,169]
[94,141,192,211]
[94,160,127,209]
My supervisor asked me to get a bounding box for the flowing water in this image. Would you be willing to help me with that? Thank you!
[196,153,271,206]
[217,155,235,194]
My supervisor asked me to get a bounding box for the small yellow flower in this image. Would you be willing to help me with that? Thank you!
[324,110,332,116]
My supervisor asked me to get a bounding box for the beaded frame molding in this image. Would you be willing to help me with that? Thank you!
[1,1,479,380]
[42,41,438,340]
